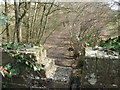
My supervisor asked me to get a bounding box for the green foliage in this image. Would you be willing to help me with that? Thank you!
[85,41,96,47]
[99,37,120,56]
[0,42,2,47]
[2,42,30,50]
[84,35,96,47]
[83,35,90,41]
[0,13,7,26]
[2,43,43,78]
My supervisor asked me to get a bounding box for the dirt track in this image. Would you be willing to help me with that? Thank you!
[44,29,76,67]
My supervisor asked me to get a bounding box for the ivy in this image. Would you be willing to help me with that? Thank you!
[0,13,8,26]
[2,43,43,78]
[2,43,29,50]
[99,37,120,56]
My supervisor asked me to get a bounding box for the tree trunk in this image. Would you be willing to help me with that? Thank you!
[14,1,20,43]
[19,24,22,42]
[5,1,10,43]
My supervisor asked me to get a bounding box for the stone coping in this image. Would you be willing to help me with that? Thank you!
[85,47,119,59]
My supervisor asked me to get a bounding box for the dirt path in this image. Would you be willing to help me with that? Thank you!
[44,29,75,67]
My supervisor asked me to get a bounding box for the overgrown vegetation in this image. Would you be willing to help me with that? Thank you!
[99,37,120,56]
[1,42,43,78]
[0,1,119,88]
[1,42,45,88]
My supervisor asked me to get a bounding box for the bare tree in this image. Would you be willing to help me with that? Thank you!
[13,1,28,42]
[5,0,10,43]
[67,3,115,61]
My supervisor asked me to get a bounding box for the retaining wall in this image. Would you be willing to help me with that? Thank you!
[81,47,120,88]
[1,46,72,88]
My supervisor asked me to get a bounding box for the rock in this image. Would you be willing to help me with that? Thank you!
[45,64,72,88]
[71,84,78,90]
[2,52,16,65]
[45,59,56,79]
[85,47,119,59]
[82,47,120,88]
[26,46,47,64]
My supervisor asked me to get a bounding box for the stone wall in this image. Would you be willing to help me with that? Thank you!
[2,52,16,66]
[1,46,47,65]
[25,46,47,65]
[81,47,120,88]
[26,46,72,88]
[1,46,72,88]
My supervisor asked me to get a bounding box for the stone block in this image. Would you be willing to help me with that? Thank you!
[85,47,119,59]
[82,47,120,88]
[2,51,15,65]
[26,46,47,65]
[45,64,72,88]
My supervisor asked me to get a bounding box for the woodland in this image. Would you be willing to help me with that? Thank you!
[0,1,120,89]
